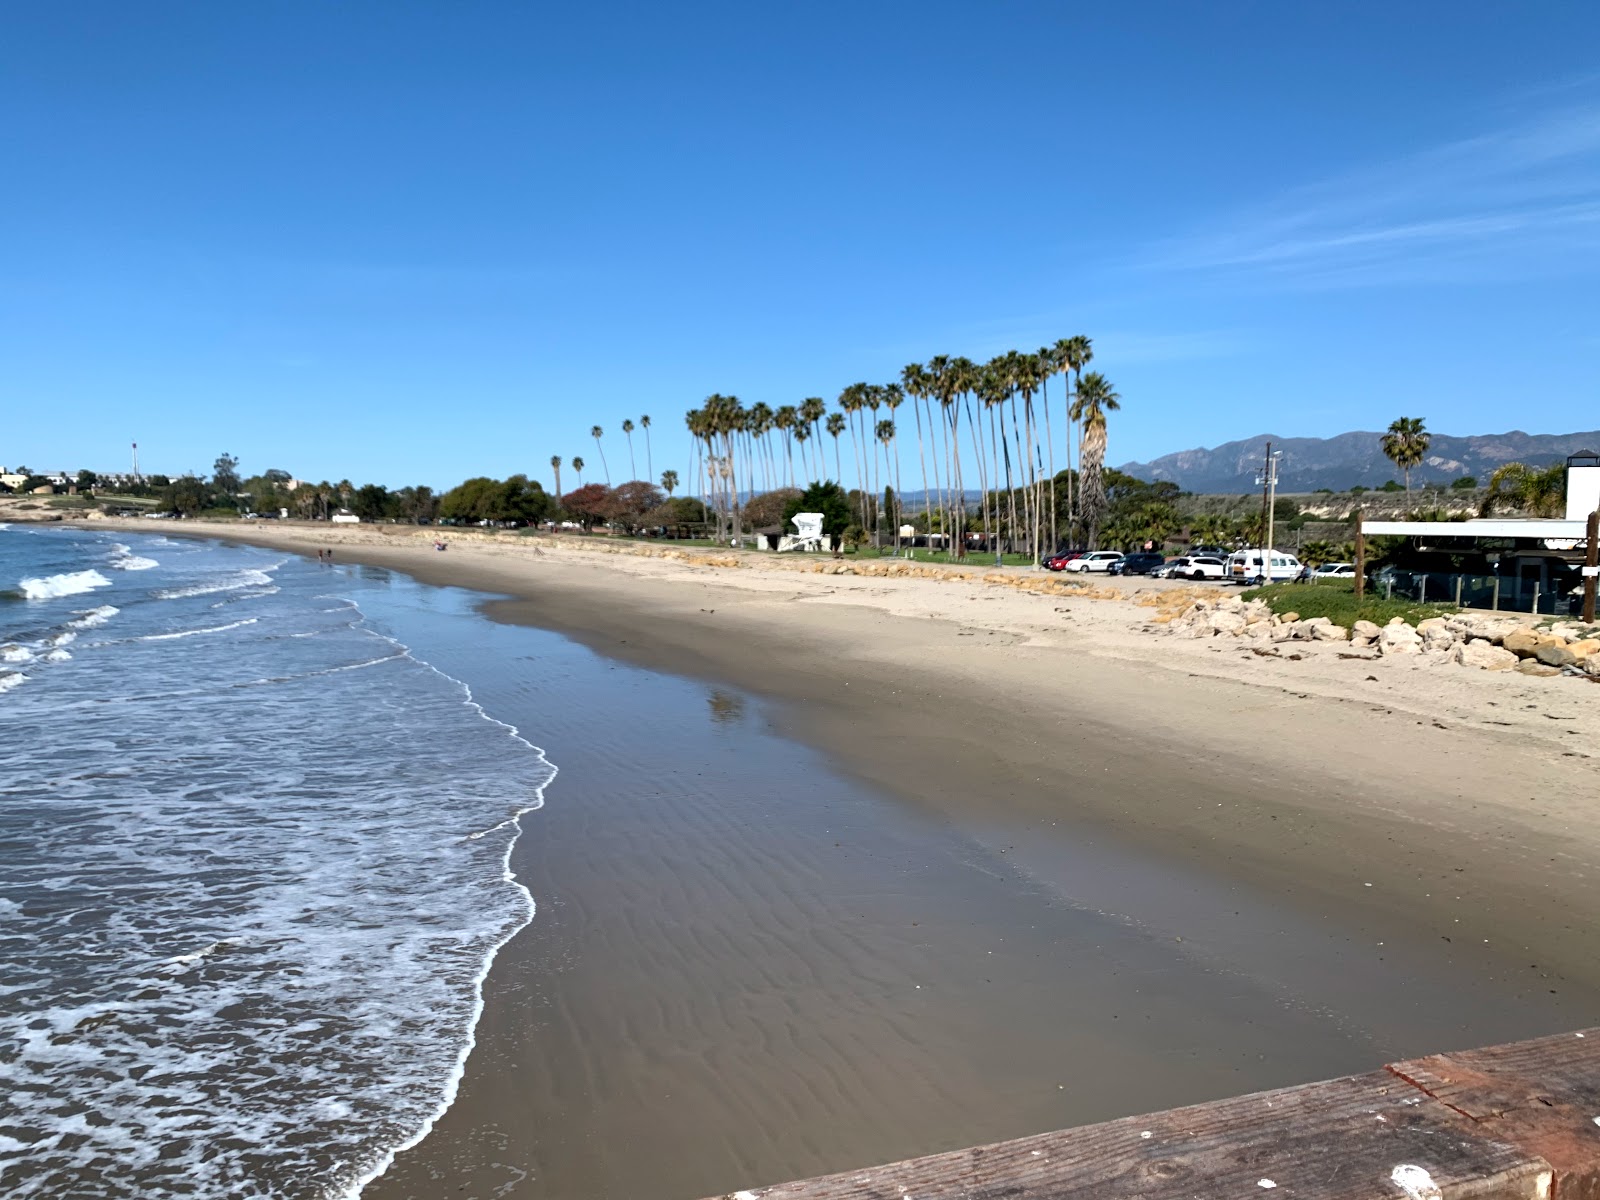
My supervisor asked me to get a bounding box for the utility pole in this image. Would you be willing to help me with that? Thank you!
[1584,508,1598,624]
[131,441,140,482]
[1256,443,1281,583]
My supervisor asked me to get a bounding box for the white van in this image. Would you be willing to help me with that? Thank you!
[1227,548,1300,584]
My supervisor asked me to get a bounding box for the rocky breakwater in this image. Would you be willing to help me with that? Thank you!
[1144,594,1351,647]
[1145,595,1600,682]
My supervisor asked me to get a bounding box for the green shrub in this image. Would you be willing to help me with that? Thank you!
[1241,579,1454,628]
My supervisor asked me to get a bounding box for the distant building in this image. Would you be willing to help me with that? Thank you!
[331,510,360,524]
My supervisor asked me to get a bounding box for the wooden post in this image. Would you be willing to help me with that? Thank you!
[1353,510,1364,598]
[1584,509,1598,624]
[1493,576,1501,611]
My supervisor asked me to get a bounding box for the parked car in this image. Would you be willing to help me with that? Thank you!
[1066,551,1125,573]
[1313,562,1357,578]
[1167,554,1227,580]
[1109,551,1167,576]
[1227,549,1302,584]
[1044,549,1089,571]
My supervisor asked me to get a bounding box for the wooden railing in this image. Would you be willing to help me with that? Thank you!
[705,1028,1600,1200]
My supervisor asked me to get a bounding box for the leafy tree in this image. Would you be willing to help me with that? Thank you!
[1380,417,1429,507]
[75,470,98,490]
[610,481,665,532]
[149,474,171,488]
[212,453,242,502]
[562,482,612,530]
[164,475,209,516]
[1349,484,1367,495]
[783,480,851,539]
[1480,461,1566,518]
[352,483,392,520]
[743,487,802,530]
[1379,480,1404,492]
[1451,475,1478,490]
[20,475,52,493]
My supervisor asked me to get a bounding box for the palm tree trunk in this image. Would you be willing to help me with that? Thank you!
[912,394,932,547]
[1042,375,1058,557]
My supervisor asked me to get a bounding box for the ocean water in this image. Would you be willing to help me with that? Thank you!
[0,525,556,1198]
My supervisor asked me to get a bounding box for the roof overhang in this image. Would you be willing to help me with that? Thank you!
[1361,519,1589,539]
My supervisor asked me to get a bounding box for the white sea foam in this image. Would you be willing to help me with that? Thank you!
[0,670,24,694]
[0,561,557,1197]
[155,567,277,600]
[135,618,257,641]
[68,606,120,629]
[18,570,112,600]
[40,649,71,663]
[1,645,32,664]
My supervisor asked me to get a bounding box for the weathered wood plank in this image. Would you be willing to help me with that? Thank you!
[1392,1027,1600,1200]
[706,1068,1549,1200]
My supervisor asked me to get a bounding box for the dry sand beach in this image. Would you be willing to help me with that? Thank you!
[93,519,1600,1197]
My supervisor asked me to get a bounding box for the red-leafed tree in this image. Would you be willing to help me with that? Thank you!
[563,483,615,531]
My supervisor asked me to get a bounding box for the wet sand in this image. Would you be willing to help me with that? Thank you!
[100,524,1600,1198]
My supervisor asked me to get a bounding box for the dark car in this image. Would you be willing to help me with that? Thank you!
[1109,551,1166,576]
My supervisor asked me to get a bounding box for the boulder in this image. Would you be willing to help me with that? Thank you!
[1280,612,1300,624]
[1416,617,1456,652]
[1350,619,1381,648]
[1515,659,1563,677]
[1378,623,1424,655]
[1311,622,1350,642]
[1567,638,1600,661]
[1452,639,1518,671]
[1535,643,1578,668]
[1269,623,1295,642]
[1501,629,1543,658]
[1218,596,1244,613]
[1208,611,1247,636]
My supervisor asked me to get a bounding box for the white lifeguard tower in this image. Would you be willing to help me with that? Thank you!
[778,512,826,553]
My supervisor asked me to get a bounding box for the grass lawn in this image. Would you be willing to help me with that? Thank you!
[1241,579,1456,627]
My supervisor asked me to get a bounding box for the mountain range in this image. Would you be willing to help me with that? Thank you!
[1117,430,1600,494]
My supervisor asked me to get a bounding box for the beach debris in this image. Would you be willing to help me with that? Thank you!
[1390,1164,1442,1200]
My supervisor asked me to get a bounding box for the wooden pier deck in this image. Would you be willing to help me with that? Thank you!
[703,1028,1600,1200]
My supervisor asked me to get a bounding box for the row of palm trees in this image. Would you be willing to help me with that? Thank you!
[676,338,1122,561]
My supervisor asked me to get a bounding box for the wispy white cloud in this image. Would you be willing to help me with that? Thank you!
[1142,85,1600,287]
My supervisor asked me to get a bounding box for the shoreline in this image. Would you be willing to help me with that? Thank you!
[81,518,1600,1195]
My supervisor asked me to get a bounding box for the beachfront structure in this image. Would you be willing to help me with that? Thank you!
[331,510,360,524]
[1359,451,1599,616]
[777,512,826,553]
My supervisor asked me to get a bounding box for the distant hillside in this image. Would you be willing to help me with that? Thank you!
[1118,430,1600,494]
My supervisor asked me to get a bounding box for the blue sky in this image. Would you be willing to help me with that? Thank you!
[4,2,1598,489]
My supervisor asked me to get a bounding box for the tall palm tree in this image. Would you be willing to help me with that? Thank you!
[621,419,637,481]
[590,426,610,485]
[661,469,679,496]
[882,383,906,550]
[641,414,653,485]
[901,363,934,542]
[800,397,826,479]
[550,455,563,502]
[572,455,586,488]
[1381,417,1430,508]
[792,423,812,481]
[774,405,799,487]
[1480,461,1566,518]
[1057,335,1093,530]
[826,412,847,484]
[838,384,870,530]
[1070,372,1121,550]
[876,418,900,549]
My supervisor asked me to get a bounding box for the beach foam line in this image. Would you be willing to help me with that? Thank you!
[135,618,258,642]
[18,570,112,600]
[344,606,556,1198]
